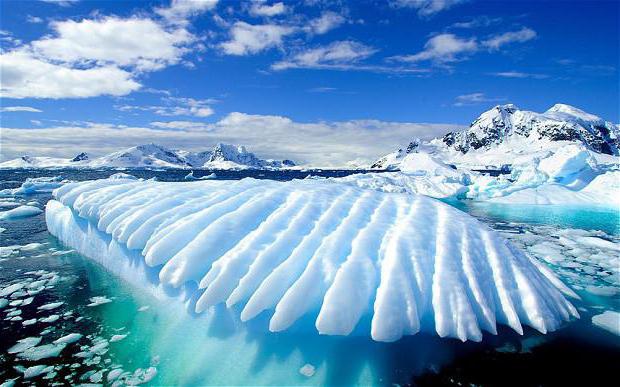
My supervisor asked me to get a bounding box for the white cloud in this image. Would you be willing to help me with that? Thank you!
[305,11,346,34]
[491,71,548,79]
[156,0,219,24]
[117,97,216,117]
[220,22,295,55]
[39,0,78,6]
[272,40,377,70]
[150,121,212,130]
[391,0,465,16]
[391,28,536,64]
[390,33,477,63]
[27,15,44,24]
[453,93,504,106]
[0,106,43,113]
[32,17,195,71]
[0,49,140,99]
[482,27,536,50]
[250,1,286,17]
[1,113,463,166]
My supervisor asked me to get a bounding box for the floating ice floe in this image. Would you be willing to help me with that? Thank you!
[592,311,620,336]
[87,296,112,307]
[0,176,69,196]
[46,177,579,342]
[469,145,620,206]
[336,152,470,199]
[0,205,43,220]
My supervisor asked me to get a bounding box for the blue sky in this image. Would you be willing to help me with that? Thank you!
[0,0,618,165]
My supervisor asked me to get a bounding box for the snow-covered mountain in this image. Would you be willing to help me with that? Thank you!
[0,143,296,170]
[371,103,619,171]
[441,103,619,155]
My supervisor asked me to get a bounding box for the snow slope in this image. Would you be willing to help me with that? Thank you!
[46,177,578,342]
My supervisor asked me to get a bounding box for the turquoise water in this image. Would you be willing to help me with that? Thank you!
[1,170,619,386]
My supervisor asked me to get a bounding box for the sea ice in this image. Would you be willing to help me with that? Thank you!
[110,334,127,342]
[87,296,112,306]
[46,177,579,342]
[54,333,82,345]
[17,343,67,361]
[38,302,64,311]
[2,176,67,195]
[299,364,316,377]
[23,365,54,379]
[0,205,43,220]
[8,336,42,354]
[591,311,620,336]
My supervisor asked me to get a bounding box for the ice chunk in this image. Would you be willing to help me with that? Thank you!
[40,314,60,323]
[87,296,112,306]
[23,365,54,379]
[592,311,620,336]
[8,336,42,354]
[17,343,67,360]
[299,364,316,377]
[54,333,82,345]
[0,205,42,220]
[46,177,579,342]
[0,283,25,297]
[110,334,127,342]
[38,302,64,311]
[3,176,67,195]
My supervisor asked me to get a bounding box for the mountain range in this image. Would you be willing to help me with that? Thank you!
[372,103,619,170]
[0,143,296,170]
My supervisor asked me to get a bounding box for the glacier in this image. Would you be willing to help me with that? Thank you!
[45,176,579,343]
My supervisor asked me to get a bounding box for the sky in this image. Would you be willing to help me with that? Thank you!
[0,0,618,166]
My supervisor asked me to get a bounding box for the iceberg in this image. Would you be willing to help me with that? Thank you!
[0,205,43,220]
[45,177,578,342]
[336,153,471,199]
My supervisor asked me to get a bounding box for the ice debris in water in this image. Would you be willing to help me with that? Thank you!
[0,176,68,196]
[592,311,620,336]
[54,333,82,345]
[38,301,64,311]
[110,334,127,342]
[299,364,316,377]
[23,365,54,379]
[8,337,42,354]
[46,177,579,342]
[17,343,67,361]
[87,296,112,306]
[0,205,43,220]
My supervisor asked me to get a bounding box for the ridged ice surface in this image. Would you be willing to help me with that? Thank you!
[45,177,578,342]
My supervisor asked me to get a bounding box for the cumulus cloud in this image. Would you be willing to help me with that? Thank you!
[32,17,195,71]
[250,1,286,17]
[1,12,204,99]
[220,21,295,55]
[453,92,504,106]
[1,106,43,113]
[1,113,462,166]
[0,49,140,99]
[156,0,219,24]
[391,0,465,16]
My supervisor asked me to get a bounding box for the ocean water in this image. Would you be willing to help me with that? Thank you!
[1,169,618,386]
